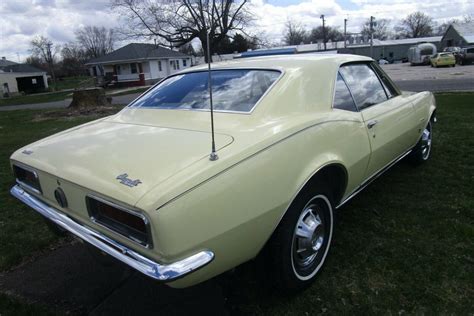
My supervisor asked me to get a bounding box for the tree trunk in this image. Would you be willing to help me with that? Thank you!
[69,87,111,108]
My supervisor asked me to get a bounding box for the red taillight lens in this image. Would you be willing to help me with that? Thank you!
[86,197,150,247]
[13,165,42,194]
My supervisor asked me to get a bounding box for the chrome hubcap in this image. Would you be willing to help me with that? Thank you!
[293,205,325,268]
[421,122,432,160]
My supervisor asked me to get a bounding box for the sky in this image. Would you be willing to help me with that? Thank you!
[0,0,473,62]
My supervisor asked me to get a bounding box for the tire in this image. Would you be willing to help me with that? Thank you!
[266,184,334,292]
[408,120,433,165]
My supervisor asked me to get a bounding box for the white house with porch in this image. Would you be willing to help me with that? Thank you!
[85,43,192,87]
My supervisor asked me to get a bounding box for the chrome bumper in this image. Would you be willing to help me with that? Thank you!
[10,185,214,282]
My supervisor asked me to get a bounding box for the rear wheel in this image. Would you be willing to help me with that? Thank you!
[409,120,433,164]
[267,185,334,292]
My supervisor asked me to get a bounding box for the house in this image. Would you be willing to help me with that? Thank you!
[441,22,474,48]
[0,57,48,96]
[85,43,193,87]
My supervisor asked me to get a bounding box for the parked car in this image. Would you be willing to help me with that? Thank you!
[457,46,474,65]
[443,46,461,54]
[378,58,389,65]
[430,52,456,67]
[10,54,436,291]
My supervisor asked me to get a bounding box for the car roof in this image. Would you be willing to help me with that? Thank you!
[182,54,373,73]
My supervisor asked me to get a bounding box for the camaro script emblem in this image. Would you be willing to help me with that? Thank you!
[116,173,142,187]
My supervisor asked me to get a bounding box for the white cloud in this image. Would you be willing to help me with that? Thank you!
[0,0,472,61]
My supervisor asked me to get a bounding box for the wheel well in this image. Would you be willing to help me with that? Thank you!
[304,164,348,206]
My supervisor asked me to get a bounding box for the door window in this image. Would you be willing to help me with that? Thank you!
[339,64,388,110]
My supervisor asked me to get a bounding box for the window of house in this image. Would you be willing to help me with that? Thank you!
[339,63,388,110]
[183,59,187,67]
[116,65,122,75]
[333,73,357,111]
[158,61,162,72]
[131,63,138,74]
[32,78,37,84]
[176,60,180,70]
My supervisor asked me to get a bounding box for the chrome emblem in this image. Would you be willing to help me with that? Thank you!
[22,149,34,155]
[116,173,142,187]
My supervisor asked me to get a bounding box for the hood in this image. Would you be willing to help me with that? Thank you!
[11,120,233,206]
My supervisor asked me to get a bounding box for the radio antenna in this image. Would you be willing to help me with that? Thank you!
[207,30,218,161]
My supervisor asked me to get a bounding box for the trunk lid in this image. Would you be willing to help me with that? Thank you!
[12,120,233,206]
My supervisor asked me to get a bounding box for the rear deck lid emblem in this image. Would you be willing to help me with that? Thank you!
[116,174,142,187]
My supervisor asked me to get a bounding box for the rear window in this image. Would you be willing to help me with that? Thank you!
[129,69,281,113]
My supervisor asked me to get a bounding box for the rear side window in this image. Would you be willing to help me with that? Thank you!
[339,64,388,110]
[333,73,357,111]
[467,48,474,53]
[129,69,280,113]
[371,62,399,99]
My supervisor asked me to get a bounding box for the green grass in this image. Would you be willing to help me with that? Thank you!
[49,76,93,91]
[0,92,72,107]
[0,294,56,316]
[0,93,473,314]
[0,111,111,271]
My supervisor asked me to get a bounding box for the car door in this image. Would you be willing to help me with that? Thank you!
[339,62,418,179]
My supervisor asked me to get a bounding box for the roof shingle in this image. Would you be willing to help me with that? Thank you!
[86,43,190,64]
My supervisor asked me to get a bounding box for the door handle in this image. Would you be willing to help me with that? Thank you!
[367,120,378,129]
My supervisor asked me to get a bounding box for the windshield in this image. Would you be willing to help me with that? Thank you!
[129,69,281,113]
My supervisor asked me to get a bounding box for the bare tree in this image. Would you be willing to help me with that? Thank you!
[398,12,434,38]
[61,43,88,76]
[283,20,307,45]
[308,25,343,43]
[30,36,58,88]
[112,0,251,62]
[75,26,116,59]
[361,18,391,40]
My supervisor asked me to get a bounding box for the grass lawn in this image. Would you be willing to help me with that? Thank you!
[0,93,472,314]
[49,76,94,91]
[0,91,72,107]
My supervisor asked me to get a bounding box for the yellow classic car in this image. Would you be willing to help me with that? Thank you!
[10,54,436,291]
[430,52,456,67]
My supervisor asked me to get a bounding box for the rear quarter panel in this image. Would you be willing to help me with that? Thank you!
[147,113,371,288]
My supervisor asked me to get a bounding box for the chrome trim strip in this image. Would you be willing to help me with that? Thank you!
[336,149,412,209]
[10,185,214,282]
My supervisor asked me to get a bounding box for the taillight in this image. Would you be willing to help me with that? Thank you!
[86,196,151,247]
[13,165,42,194]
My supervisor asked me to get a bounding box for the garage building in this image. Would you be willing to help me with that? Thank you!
[0,57,48,97]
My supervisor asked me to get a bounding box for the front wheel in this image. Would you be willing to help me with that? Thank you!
[266,186,334,292]
[408,120,433,164]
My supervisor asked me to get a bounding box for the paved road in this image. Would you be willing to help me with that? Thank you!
[0,242,230,315]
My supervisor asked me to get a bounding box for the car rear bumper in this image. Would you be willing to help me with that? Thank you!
[10,185,214,282]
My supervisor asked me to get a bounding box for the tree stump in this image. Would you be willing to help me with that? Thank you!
[69,87,112,108]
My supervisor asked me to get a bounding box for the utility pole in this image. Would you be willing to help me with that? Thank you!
[370,16,375,59]
[344,18,348,48]
[320,14,326,51]
[46,41,56,90]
